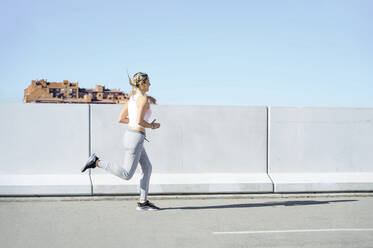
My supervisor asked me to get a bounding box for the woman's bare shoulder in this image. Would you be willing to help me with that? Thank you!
[138,95,148,102]
[136,95,148,108]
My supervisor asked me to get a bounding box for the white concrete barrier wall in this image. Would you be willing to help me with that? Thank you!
[90,105,272,194]
[0,104,91,195]
[1,104,373,196]
[268,107,373,192]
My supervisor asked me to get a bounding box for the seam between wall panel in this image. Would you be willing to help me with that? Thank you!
[266,106,275,193]
[88,104,93,195]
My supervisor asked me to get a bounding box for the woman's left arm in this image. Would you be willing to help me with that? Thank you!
[118,103,129,124]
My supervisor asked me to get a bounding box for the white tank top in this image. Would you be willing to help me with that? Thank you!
[128,92,152,129]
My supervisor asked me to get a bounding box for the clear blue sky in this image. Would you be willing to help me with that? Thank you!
[1,0,372,107]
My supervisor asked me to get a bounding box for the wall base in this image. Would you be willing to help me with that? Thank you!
[92,173,273,194]
[270,173,373,192]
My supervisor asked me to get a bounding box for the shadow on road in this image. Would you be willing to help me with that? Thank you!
[160,199,357,211]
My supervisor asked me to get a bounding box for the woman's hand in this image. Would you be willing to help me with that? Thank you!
[150,119,161,129]
[151,122,161,129]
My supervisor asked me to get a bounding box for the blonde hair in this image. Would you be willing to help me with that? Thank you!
[127,71,149,98]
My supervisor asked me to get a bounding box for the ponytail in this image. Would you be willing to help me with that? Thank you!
[127,70,137,98]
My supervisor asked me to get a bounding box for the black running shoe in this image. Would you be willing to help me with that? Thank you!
[136,200,160,211]
[81,153,99,173]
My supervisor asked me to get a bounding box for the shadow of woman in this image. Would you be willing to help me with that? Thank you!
[160,199,357,211]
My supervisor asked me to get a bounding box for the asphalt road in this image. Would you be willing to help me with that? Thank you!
[1,194,372,248]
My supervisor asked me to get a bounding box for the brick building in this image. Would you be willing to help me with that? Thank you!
[24,79,129,104]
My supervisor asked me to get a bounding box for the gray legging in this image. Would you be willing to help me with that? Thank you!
[97,129,152,201]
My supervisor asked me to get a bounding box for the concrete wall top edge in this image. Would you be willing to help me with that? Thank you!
[0,103,89,109]
[154,104,268,108]
[269,106,373,110]
[90,104,267,109]
[2,103,372,110]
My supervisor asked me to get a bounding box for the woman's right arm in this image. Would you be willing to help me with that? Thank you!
[136,96,154,128]
[117,103,129,124]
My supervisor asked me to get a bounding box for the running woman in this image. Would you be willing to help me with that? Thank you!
[81,72,161,211]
